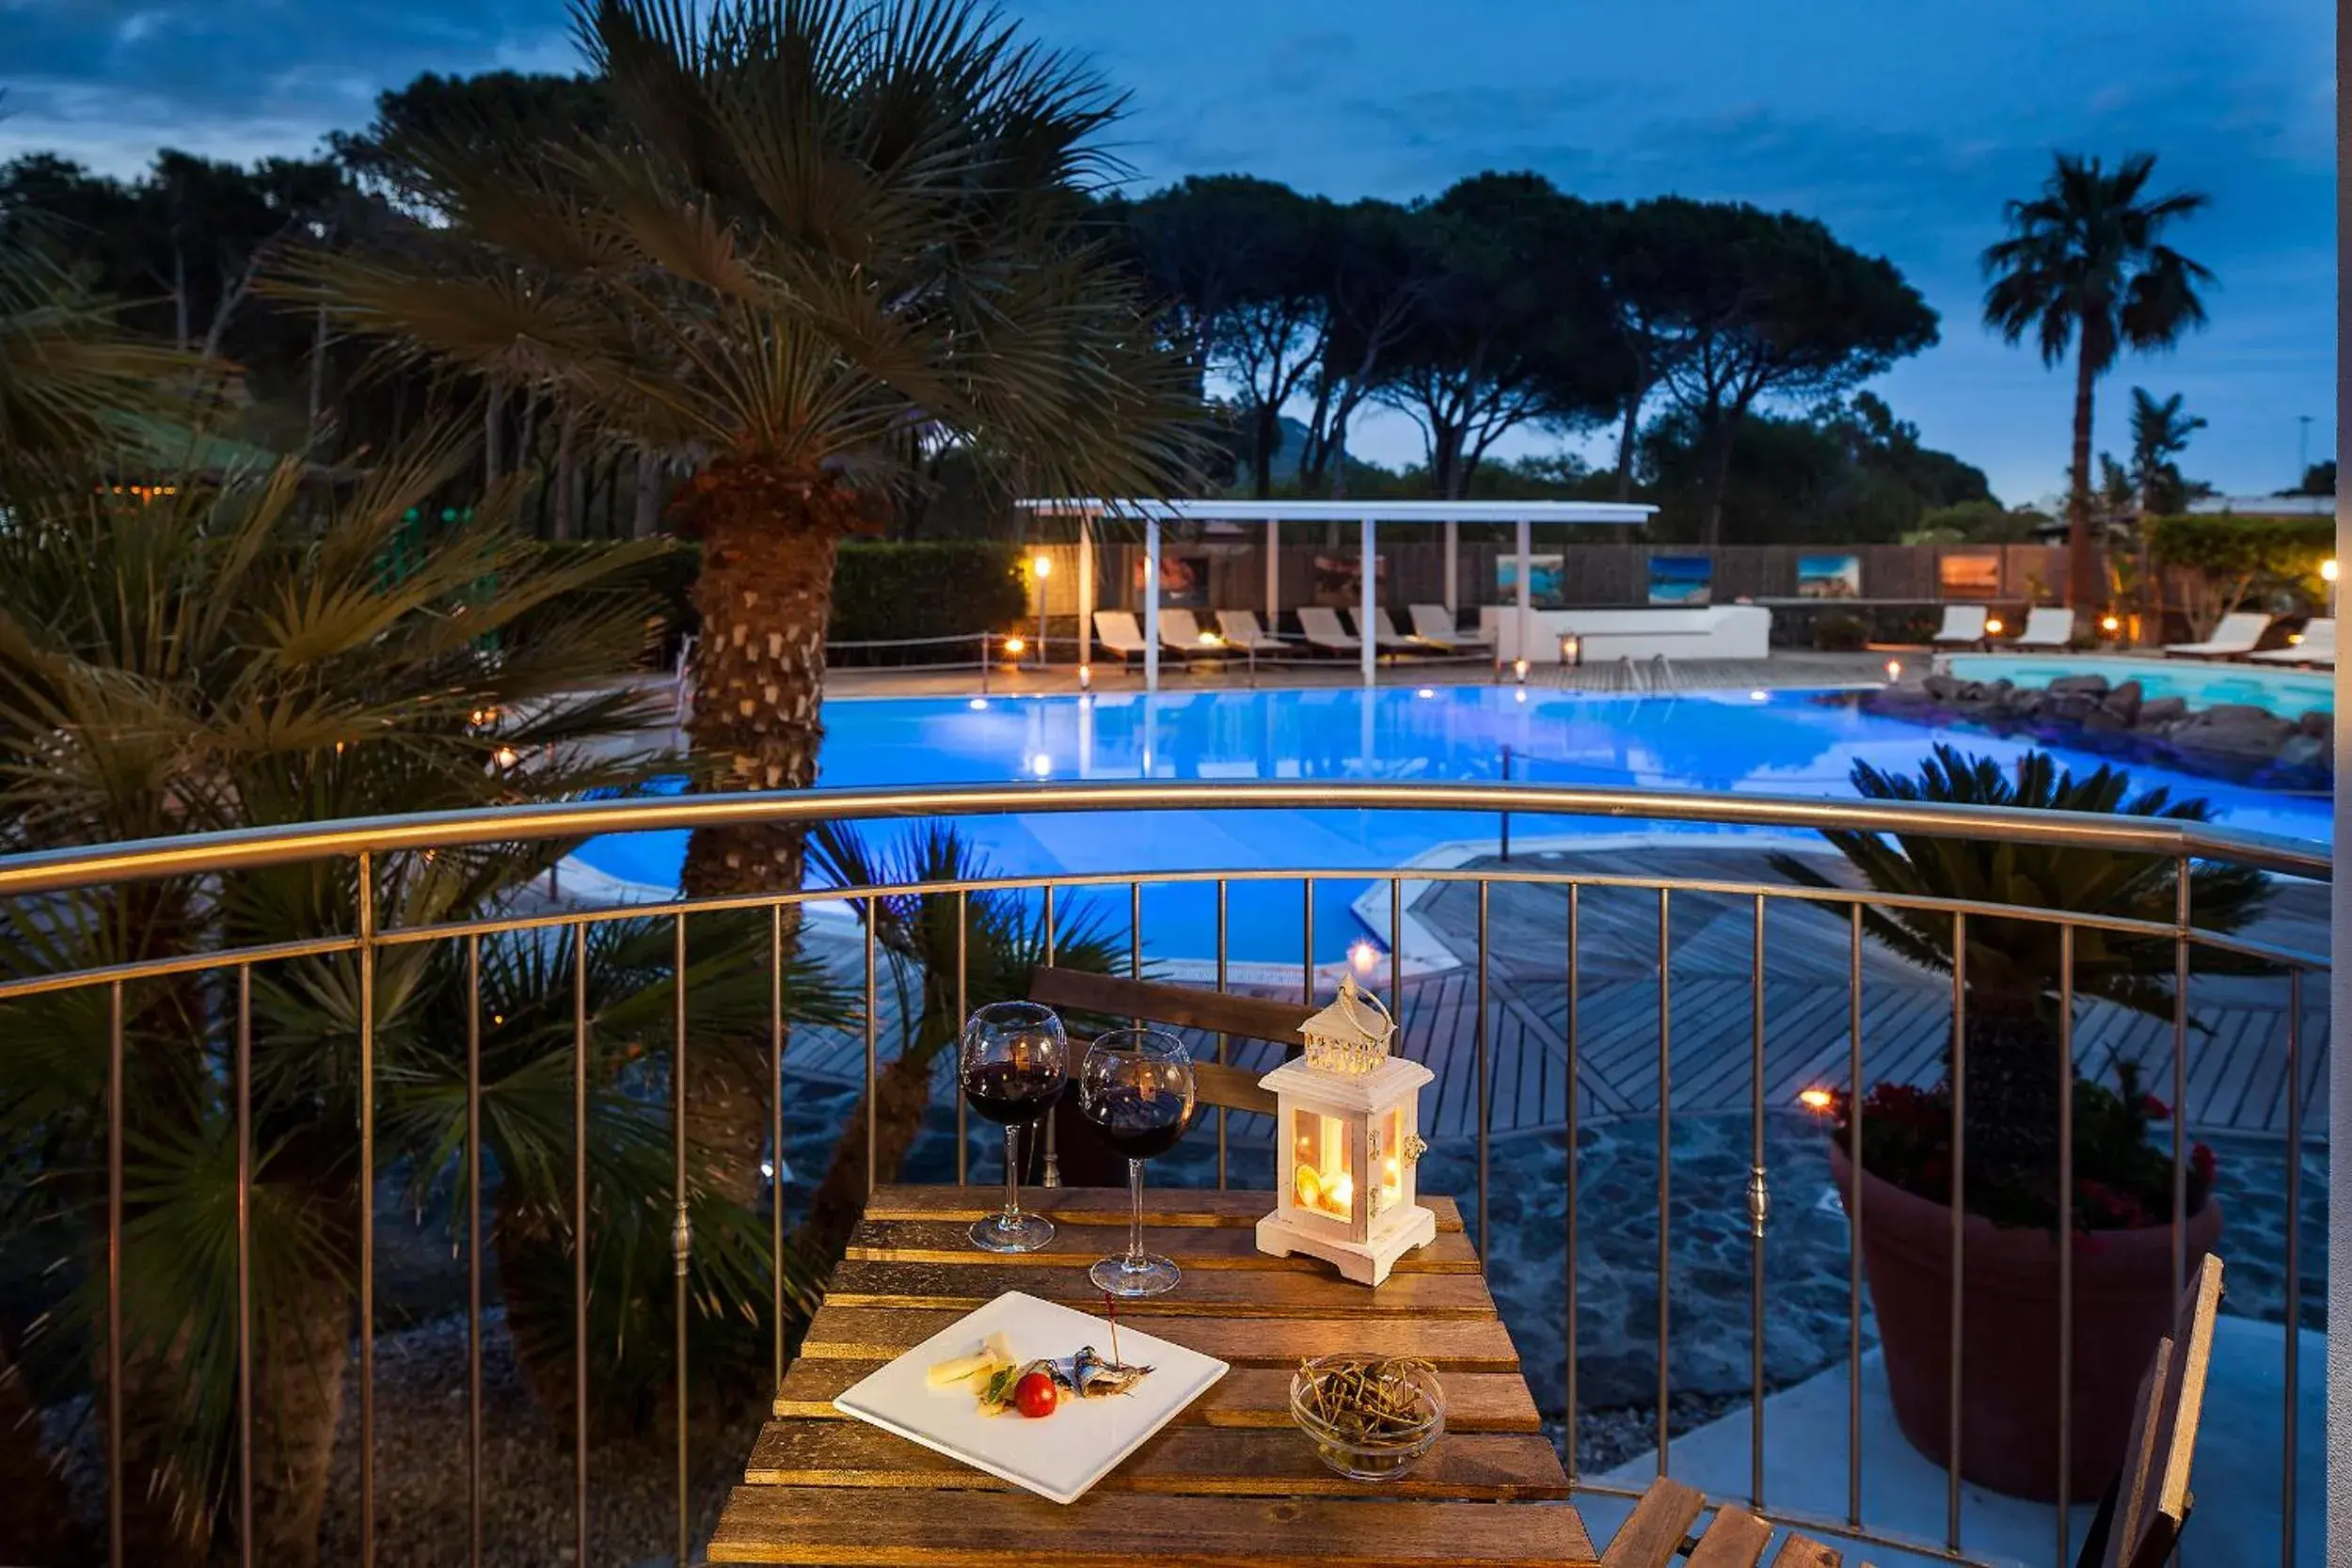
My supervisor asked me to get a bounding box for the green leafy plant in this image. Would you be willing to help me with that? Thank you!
[1772,745,2265,1229]
[1811,611,1868,652]
[2146,513,2333,640]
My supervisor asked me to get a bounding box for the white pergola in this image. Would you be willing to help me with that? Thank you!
[1020,499,1656,690]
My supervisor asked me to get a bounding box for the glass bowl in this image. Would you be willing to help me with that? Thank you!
[1288,1354,1446,1481]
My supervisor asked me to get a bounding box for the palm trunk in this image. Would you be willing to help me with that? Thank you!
[0,1334,87,1564]
[306,301,329,451]
[793,1048,940,1279]
[675,460,857,1205]
[244,1264,350,1567]
[632,451,663,538]
[1952,1000,2065,1215]
[2066,351,2098,608]
[551,406,580,542]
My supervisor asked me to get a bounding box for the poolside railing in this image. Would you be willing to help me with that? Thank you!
[0,782,2327,1568]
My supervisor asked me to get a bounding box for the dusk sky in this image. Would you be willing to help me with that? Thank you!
[3,1,2335,505]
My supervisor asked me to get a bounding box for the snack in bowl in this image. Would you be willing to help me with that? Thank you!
[1290,1354,1445,1480]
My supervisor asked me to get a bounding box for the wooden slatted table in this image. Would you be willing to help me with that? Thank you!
[708,1185,1596,1566]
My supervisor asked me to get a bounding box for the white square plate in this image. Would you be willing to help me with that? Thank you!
[831,1290,1228,1504]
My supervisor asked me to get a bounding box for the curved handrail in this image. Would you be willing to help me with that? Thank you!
[0,778,2328,896]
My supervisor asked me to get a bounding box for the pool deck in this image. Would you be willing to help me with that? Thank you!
[784,845,2329,1143]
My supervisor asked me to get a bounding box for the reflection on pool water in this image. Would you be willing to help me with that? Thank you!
[567,685,2329,966]
[1944,654,2333,715]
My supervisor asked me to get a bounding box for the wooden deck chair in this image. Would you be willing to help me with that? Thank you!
[2164,612,2271,659]
[1216,610,1290,652]
[1026,967,1316,1187]
[1598,1475,1842,1568]
[2076,1253,2225,1568]
[2249,618,2334,666]
[2012,606,2076,651]
[1409,603,1494,653]
[1157,608,1225,662]
[1350,606,1428,655]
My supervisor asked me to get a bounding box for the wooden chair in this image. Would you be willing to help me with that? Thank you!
[1025,967,1313,1186]
[1596,1252,2225,1568]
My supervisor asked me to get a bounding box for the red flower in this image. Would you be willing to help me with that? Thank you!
[2138,1094,2170,1120]
[2191,1144,2217,1184]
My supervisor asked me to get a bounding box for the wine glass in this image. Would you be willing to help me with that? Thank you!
[1078,1028,1197,1297]
[959,1001,1068,1253]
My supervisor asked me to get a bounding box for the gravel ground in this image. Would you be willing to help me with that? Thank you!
[314,1310,755,1568]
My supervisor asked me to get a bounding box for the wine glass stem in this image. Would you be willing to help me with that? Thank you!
[1002,1124,1022,1226]
[1125,1158,1146,1266]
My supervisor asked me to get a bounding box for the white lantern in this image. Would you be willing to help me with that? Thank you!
[1255,975,1435,1286]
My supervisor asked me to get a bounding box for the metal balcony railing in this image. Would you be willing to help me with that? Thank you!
[0,782,2328,1568]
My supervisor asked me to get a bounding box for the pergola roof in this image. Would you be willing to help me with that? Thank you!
[1019,498,1655,525]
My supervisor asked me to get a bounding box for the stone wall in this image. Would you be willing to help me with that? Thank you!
[1869,671,2333,793]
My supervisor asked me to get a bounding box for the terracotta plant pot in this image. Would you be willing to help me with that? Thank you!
[1829,1139,2221,1501]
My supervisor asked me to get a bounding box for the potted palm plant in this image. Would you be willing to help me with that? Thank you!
[1772,745,2261,1501]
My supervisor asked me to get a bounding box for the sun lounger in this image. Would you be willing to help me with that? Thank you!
[1349,607,1426,655]
[2249,618,2335,666]
[1157,608,1226,661]
[1216,610,1290,652]
[1931,605,1989,647]
[2010,606,2075,651]
[2165,611,2272,659]
[1408,604,1494,653]
[1091,610,1149,669]
[1295,607,1361,655]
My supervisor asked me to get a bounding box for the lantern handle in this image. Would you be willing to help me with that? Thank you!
[1335,974,1395,1053]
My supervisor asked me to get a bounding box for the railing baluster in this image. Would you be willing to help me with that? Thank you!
[1748,894,1766,1509]
[106,977,124,1568]
[865,896,879,1196]
[1655,886,1671,1475]
[2057,924,2075,1567]
[236,964,255,1568]
[1846,901,1864,1528]
[465,936,484,1568]
[1947,909,1965,1554]
[674,915,692,1568]
[1216,879,1229,1191]
[2171,863,2190,1302]
[2281,966,2302,1568]
[1302,878,1315,1006]
[771,904,787,1382]
[1389,876,1404,1018]
[1131,881,1143,983]
[1041,883,1057,1186]
[572,923,590,1568]
[1564,883,1580,1482]
[955,893,969,1188]
[357,850,376,1568]
[1474,880,1490,1264]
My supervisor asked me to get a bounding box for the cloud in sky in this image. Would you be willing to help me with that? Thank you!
[1,0,2333,501]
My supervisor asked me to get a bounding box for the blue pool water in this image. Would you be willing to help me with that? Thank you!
[567,686,2329,966]
[1944,654,2333,714]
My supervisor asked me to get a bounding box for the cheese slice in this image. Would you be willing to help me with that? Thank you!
[982,1331,1015,1365]
[925,1350,999,1390]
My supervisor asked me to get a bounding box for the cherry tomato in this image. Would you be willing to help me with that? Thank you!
[1013,1370,1057,1418]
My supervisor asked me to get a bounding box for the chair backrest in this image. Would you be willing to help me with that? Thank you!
[1216,610,1265,644]
[1367,607,1406,640]
[1092,610,1145,651]
[2024,607,2074,643]
[2301,617,2337,650]
[1935,604,1987,640]
[2090,1253,2223,1568]
[1297,606,1353,641]
[2208,611,2271,647]
[1158,608,1205,646]
[1026,967,1316,1116]
[1409,605,1457,640]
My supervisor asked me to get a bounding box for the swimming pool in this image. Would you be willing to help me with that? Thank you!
[566,685,2328,967]
[1944,654,2333,715]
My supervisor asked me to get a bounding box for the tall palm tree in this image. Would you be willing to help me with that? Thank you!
[294,0,1206,1203]
[1982,151,2211,609]
[2126,386,2204,516]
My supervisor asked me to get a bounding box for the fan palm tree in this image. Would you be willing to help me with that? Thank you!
[291,0,1206,1205]
[0,432,846,1563]
[1982,151,2211,610]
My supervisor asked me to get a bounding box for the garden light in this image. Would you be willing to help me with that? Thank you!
[1031,554,1052,578]
[2100,614,2121,633]
[2324,559,2340,583]
[493,746,520,769]
[1512,658,1529,684]
[1883,658,1902,683]
[1799,1087,1836,1113]
[1003,635,1025,657]
[1983,616,2004,635]
[1077,664,1091,690]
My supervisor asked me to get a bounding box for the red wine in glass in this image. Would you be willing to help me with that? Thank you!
[1078,1028,1197,1296]
[958,1002,1067,1253]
